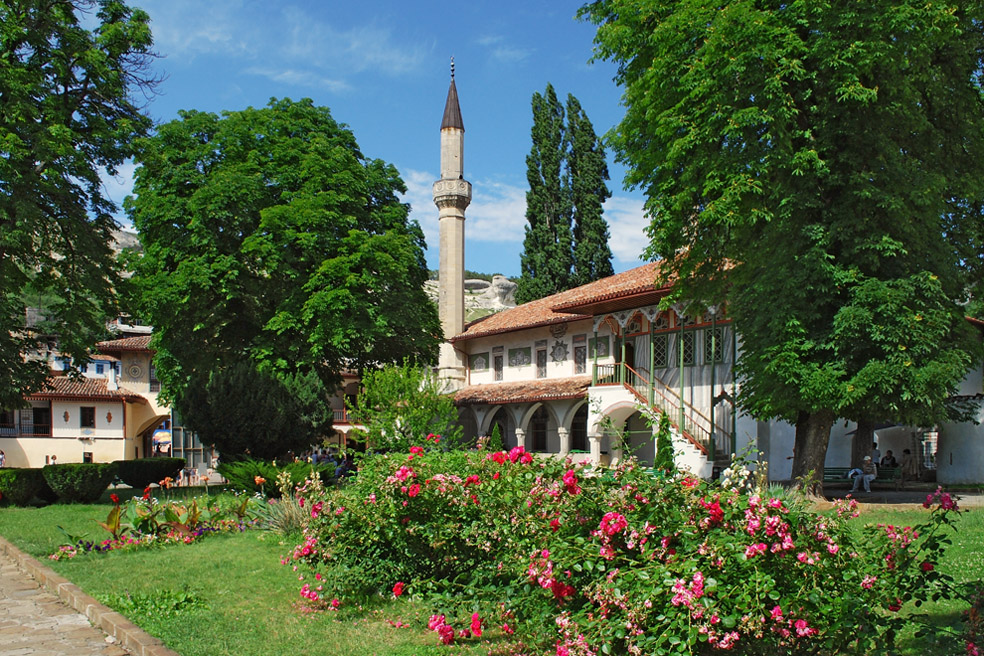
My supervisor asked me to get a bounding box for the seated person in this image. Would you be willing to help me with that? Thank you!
[880,450,897,468]
[850,456,877,493]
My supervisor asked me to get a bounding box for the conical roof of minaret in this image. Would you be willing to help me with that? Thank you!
[441,77,464,130]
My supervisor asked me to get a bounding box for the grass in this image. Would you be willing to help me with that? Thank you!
[0,492,495,656]
[0,492,980,655]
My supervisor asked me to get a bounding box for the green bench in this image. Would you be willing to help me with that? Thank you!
[822,466,902,489]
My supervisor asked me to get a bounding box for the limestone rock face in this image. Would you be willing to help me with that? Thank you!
[424,275,517,322]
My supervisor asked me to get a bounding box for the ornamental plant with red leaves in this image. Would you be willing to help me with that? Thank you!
[287,443,962,654]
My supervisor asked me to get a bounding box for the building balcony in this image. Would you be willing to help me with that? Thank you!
[0,423,53,438]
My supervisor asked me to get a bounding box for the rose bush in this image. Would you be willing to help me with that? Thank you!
[287,441,960,654]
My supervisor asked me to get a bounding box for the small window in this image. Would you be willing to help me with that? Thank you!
[574,345,587,374]
[80,406,95,428]
[653,333,669,368]
[679,332,695,366]
[703,326,725,363]
[494,355,503,381]
[536,349,547,379]
[83,452,93,463]
[96,363,105,375]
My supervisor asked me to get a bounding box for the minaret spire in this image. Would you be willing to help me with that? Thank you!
[434,60,472,387]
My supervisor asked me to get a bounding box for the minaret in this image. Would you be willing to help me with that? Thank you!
[434,58,471,387]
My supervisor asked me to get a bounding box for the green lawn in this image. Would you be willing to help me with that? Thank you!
[0,494,497,656]
[0,495,979,656]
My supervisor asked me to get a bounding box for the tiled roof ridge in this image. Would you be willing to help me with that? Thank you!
[97,334,153,352]
[454,376,591,406]
[27,375,146,403]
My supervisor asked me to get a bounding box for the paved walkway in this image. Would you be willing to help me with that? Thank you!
[0,538,177,656]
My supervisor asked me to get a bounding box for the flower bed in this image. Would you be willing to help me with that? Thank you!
[287,442,961,654]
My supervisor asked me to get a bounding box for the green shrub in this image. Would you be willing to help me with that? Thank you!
[114,457,185,489]
[217,459,334,498]
[0,468,46,506]
[42,463,118,503]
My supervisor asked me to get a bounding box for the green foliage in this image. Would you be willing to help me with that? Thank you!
[42,463,118,503]
[179,361,330,462]
[347,360,463,452]
[0,0,157,408]
[102,588,209,635]
[114,458,185,489]
[581,0,984,484]
[216,458,333,498]
[517,85,612,303]
[652,412,675,473]
[290,446,963,654]
[127,97,440,413]
[0,468,46,506]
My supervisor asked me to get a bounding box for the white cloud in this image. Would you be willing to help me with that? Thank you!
[244,67,350,92]
[603,195,651,265]
[477,34,532,64]
[144,1,255,59]
[282,9,426,77]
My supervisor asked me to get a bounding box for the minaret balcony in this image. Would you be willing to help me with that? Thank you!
[433,179,472,211]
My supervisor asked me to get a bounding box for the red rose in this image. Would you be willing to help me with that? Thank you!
[110,493,120,504]
[392,581,405,597]
[921,561,934,572]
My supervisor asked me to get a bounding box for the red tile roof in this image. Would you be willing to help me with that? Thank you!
[550,263,669,312]
[97,335,153,352]
[455,376,591,406]
[451,263,667,342]
[27,376,147,403]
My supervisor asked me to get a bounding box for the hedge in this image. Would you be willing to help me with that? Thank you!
[42,462,118,503]
[114,457,185,489]
[0,468,46,506]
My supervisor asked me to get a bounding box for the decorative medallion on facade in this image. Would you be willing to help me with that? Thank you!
[549,323,568,339]
[508,347,532,367]
[127,363,143,379]
[550,340,569,363]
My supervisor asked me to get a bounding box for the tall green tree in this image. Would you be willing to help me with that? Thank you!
[128,98,441,421]
[0,0,157,408]
[567,95,614,287]
[518,84,572,304]
[582,0,984,490]
[516,85,613,304]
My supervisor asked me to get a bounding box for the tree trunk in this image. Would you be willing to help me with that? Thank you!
[852,420,875,468]
[791,410,836,496]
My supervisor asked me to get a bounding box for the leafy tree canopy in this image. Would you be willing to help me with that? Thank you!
[581,0,984,487]
[0,0,157,407]
[127,98,441,417]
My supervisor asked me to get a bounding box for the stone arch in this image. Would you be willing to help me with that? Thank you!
[483,406,517,450]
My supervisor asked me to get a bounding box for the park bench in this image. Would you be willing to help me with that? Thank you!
[822,466,902,489]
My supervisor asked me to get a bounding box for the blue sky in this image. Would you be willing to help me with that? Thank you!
[106,0,650,277]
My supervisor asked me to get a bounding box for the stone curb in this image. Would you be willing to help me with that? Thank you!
[0,535,182,656]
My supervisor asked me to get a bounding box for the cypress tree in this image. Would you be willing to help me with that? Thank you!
[517,84,572,304]
[567,95,614,287]
[517,85,613,303]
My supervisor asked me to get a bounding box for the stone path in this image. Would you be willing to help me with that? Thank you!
[0,538,178,656]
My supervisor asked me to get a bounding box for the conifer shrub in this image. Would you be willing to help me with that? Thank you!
[0,468,46,506]
[42,462,118,503]
[217,459,334,498]
[114,457,185,489]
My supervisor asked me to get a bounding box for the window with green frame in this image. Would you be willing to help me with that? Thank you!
[679,331,695,366]
[703,326,725,363]
[653,332,668,368]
